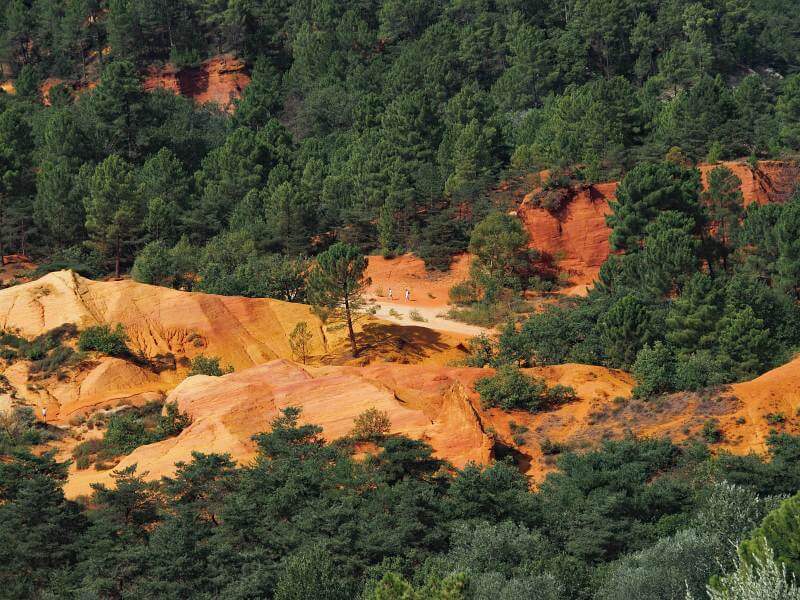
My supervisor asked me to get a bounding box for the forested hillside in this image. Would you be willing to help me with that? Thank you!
[0,0,797,281]
[1,3,800,599]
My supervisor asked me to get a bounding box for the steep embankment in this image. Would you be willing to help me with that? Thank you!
[63,359,634,496]
[143,54,250,111]
[517,160,800,292]
[64,361,495,496]
[0,270,326,420]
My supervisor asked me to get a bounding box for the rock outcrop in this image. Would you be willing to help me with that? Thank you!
[39,54,250,109]
[518,160,799,290]
[144,54,250,111]
[0,270,326,419]
[63,360,497,497]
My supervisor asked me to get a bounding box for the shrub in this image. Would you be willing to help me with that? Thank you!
[509,421,530,446]
[547,384,578,404]
[103,412,151,455]
[71,402,191,467]
[131,240,176,286]
[632,342,676,398]
[29,345,76,376]
[351,408,391,441]
[0,406,40,451]
[702,418,724,443]
[409,309,427,322]
[464,334,496,367]
[766,412,786,425]
[449,281,479,305]
[475,365,575,412]
[188,355,233,377]
[155,401,192,438]
[540,438,564,455]
[78,324,129,357]
[710,550,800,600]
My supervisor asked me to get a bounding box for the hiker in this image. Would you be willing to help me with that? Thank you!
[387,287,393,300]
[405,288,410,301]
[41,406,47,423]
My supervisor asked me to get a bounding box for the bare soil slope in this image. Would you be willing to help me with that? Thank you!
[0,271,469,421]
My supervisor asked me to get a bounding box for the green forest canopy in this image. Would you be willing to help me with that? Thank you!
[0,0,796,276]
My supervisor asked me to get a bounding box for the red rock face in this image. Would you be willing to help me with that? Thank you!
[698,160,799,206]
[39,54,250,110]
[144,54,251,111]
[518,160,799,291]
[518,182,617,289]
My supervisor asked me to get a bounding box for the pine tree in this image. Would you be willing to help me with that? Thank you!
[702,166,744,270]
[88,60,148,159]
[307,242,370,356]
[739,492,800,579]
[665,273,724,356]
[83,154,145,277]
[777,75,800,150]
[0,105,35,256]
[607,162,703,251]
[600,294,655,369]
[717,306,774,379]
[776,200,800,299]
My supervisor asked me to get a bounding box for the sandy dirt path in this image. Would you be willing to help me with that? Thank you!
[367,298,490,337]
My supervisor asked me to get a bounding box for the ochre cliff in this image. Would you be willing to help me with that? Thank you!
[40,54,250,109]
[518,160,799,290]
[143,54,250,111]
[62,354,800,497]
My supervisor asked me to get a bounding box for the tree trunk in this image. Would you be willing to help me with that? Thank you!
[343,294,358,356]
[115,237,121,279]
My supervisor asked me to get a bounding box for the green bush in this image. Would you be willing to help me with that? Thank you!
[702,419,724,443]
[475,365,576,412]
[188,355,233,377]
[739,491,800,579]
[78,324,129,357]
[155,401,192,438]
[409,309,427,322]
[71,401,191,467]
[632,342,676,398]
[103,412,151,455]
[351,408,391,441]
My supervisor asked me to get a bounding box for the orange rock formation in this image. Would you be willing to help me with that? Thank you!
[0,271,470,422]
[59,336,800,497]
[143,54,250,111]
[63,360,495,497]
[518,160,799,290]
[0,270,326,420]
[39,54,250,109]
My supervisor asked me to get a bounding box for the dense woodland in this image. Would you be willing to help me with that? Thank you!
[0,1,800,598]
[3,405,800,599]
[0,0,797,277]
